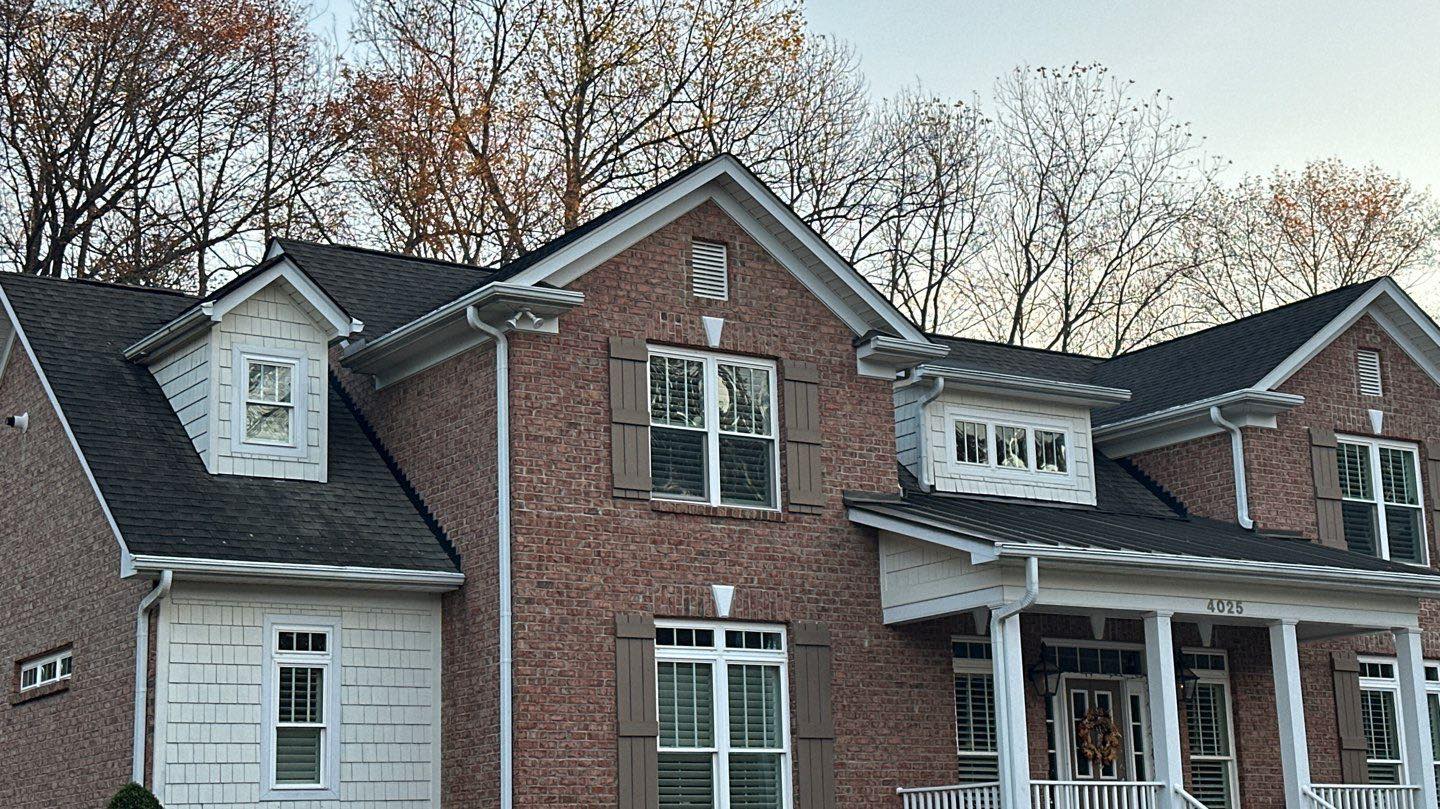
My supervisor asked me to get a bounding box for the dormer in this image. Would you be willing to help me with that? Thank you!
[895,338,1130,506]
[124,257,362,482]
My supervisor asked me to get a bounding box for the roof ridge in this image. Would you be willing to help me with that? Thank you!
[0,272,199,299]
[925,331,1104,361]
[1105,278,1385,362]
[277,237,495,275]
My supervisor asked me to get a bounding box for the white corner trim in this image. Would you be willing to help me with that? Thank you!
[0,286,133,571]
[127,555,465,590]
[0,325,15,385]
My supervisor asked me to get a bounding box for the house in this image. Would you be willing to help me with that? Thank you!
[1,154,1438,809]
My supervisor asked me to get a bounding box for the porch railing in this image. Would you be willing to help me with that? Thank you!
[897,781,1001,809]
[1030,780,1166,809]
[1308,785,1422,809]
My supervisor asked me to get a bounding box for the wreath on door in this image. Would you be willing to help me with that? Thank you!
[1077,707,1124,766]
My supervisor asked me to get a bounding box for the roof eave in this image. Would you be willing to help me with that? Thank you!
[1092,388,1304,457]
[128,554,465,592]
[915,363,1132,407]
[857,335,951,379]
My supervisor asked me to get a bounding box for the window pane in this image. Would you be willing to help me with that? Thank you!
[59,655,72,677]
[1034,430,1067,473]
[724,630,781,651]
[1191,760,1233,809]
[729,665,782,749]
[995,426,1028,469]
[1368,762,1402,785]
[21,668,37,689]
[955,421,988,465]
[246,403,292,443]
[718,436,774,507]
[659,753,714,808]
[728,753,783,809]
[1338,444,1374,500]
[955,673,997,754]
[717,365,772,436]
[651,357,706,428]
[1342,501,1380,557]
[1362,689,1400,761]
[278,666,324,724]
[652,428,707,499]
[1385,506,1425,564]
[1380,448,1420,505]
[1185,683,1229,757]
[275,726,322,784]
[659,662,713,748]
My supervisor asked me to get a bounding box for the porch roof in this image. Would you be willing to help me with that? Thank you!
[847,457,1437,577]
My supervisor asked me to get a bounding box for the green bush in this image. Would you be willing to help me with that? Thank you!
[108,783,162,809]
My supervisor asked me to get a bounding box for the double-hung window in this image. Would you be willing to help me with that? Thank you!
[952,638,999,783]
[656,622,791,808]
[234,347,307,452]
[1182,651,1238,809]
[1359,659,1405,784]
[1336,437,1427,564]
[19,649,72,691]
[264,621,337,798]
[649,349,778,509]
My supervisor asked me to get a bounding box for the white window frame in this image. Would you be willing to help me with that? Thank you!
[19,648,72,691]
[261,615,340,801]
[952,635,1000,783]
[647,347,780,511]
[945,412,1075,480]
[655,619,793,809]
[232,345,308,457]
[1358,657,1408,784]
[1337,435,1429,566]
[1181,648,1239,809]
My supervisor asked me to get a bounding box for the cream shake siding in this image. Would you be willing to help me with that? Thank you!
[893,381,925,477]
[878,532,996,613]
[212,280,329,481]
[151,335,211,459]
[154,584,442,809]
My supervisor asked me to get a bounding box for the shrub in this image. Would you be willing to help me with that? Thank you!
[108,783,162,809]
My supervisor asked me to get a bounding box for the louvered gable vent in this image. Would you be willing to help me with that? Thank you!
[1357,349,1383,396]
[691,240,729,300]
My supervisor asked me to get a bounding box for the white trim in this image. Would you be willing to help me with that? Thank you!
[849,511,1000,562]
[0,326,15,385]
[260,615,341,801]
[151,589,173,799]
[430,597,444,807]
[231,346,308,457]
[18,648,72,691]
[1093,388,1303,457]
[127,554,464,590]
[0,286,133,571]
[915,364,1131,407]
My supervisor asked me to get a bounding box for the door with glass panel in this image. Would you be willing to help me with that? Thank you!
[656,624,791,809]
[1063,679,1131,781]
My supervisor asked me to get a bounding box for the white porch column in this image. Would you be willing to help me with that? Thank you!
[1269,619,1311,809]
[992,611,1031,809]
[1393,627,1437,806]
[1144,612,1183,809]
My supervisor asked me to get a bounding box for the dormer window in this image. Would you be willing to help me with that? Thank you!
[233,346,308,456]
[949,415,1070,477]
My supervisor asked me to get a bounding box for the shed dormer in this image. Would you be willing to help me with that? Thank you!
[124,257,362,482]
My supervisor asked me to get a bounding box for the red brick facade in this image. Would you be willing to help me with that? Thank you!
[0,344,149,807]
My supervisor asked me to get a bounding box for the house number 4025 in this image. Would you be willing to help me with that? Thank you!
[1206,599,1245,615]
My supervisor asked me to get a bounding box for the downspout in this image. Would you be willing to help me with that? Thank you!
[989,555,1039,809]
[466,306,513,809]
[1209,406,1254,529]
[903,372,946,490]
[132,569,173,784]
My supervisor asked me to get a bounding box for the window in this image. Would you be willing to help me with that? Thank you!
[953,638,998,783]
[949,415,1072,477]
[1427,664,1440,789]
[264,620,336,797]
[1358,349,1384,396]
[1337,437,1427,564]
[1183,651,1238,809]
[1359,659,1405,784]
[692,240,729,300]
[650,349,778,509]
[19,649,72,692]
[656,621,790,809]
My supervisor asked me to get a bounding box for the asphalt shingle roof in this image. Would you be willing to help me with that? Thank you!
[0,273,458,572]
[850,453,1432,575]
[926,334,1102,385]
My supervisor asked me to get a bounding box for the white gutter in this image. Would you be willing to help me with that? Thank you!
[989,555,1038,809]
[916,364,1132,406]
[127,555,465,591]
[1209,406,1254,529]
[1093,388,1304,439]
[132,570,173,784]
[465,305,514,809]
[901,372,946,489]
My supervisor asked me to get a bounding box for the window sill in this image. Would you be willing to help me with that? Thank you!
[10,680,68,706]
[650,499,786,522]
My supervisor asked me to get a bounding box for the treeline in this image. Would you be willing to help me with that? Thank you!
[2,0,1436,353]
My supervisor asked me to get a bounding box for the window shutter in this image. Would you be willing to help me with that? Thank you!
[1311,427,1347,550]
[1331,651,1370,784]
[793,621,836,809]
[1426,441,1440,537]
[1357,350,1383,396]
[611,338,652,499]
[616,613,659,809]
[784,361,824,513]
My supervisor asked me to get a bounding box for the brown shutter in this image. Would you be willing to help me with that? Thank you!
[1311,427,1346,550]
[616,613,659,809]
[1426,441,1440,535]
[793,621,836,809]
[611,338,652,499]
[784,361,825,513]
[1331,651,1370,784]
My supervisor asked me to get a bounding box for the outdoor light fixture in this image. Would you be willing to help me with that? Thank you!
[1028,644,1063,700]
[1176,652,1201,698]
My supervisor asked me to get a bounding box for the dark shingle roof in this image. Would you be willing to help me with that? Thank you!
[852,452,1431,574]
[0,273,458,572]
[926,334,1102,384]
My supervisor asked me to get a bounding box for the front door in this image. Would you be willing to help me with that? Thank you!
[1063,678,1135,781]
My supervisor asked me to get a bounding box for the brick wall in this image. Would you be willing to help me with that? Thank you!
[0,342,149,806]
[1130,432,1236,522]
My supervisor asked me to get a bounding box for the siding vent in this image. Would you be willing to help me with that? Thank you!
[691,240,729,300]
[1357,349,1383,396]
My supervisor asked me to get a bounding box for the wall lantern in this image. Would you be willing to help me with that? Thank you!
[1027,644,1063,700]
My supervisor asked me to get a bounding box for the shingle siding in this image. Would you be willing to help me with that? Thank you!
[151,334,211,460]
